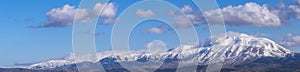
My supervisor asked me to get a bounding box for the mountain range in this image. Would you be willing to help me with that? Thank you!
[2,32,300,72]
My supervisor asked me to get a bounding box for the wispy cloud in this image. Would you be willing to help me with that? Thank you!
[173,14,205,28]
[141,24,172,34]
[143,27,164,34]
[251,32,268,37]
[102,18,119,24]
[289,0,300,20]
[78,31,105,36]
[136,9,156,18]
[166,5,205,28]
[280,33,300,47]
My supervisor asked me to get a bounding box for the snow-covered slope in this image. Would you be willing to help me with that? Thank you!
[167,32,292,65]
[28,32,293,69]
[28,60,73,69]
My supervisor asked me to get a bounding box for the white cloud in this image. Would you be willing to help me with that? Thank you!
[205,2,282,27]
[251,32,268,37]
[280,33,300,47]
[180,5,193,13]
[75,3,117,24]
[29,4,76,28]
[171,3,284,28]
[270,2,291,24]
[145,41,166,49]
[167,11,175,16]
[29,3,117,28]
[143,27,164,34]
[145,40,167,54]
[173,14,205,28]
[135,6,203,29]
[170,5,205,28]
[136,9,156,18]
[75,3,117,23]
[289,4,300,19]
[94,3,117,18]
[102,18,119,24]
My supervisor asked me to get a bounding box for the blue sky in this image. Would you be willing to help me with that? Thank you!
[1,0,300,67]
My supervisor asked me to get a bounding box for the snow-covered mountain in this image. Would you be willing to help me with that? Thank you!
[27,32,293,69]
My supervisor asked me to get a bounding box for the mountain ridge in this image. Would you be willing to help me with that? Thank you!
[27,32,294,71]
